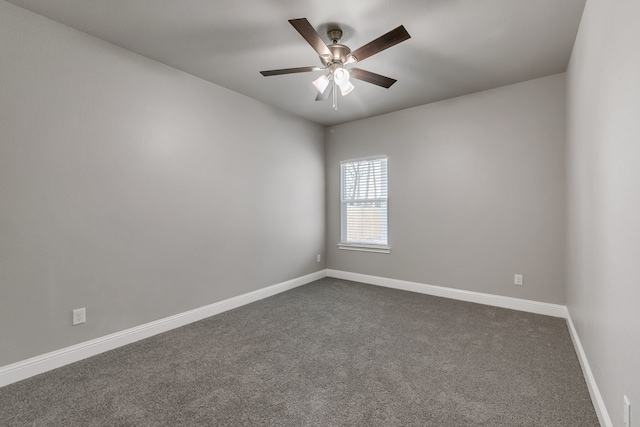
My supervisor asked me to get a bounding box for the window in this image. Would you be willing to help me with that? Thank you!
[339,156,390,253]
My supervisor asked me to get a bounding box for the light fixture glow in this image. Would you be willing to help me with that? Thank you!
[333,67,354,96]
[333,68,350,85]
[312,74,330,94]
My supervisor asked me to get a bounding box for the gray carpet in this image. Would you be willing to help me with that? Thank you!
[0,278,599,426]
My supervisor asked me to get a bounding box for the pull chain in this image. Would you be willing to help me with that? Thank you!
[332,78,338,110]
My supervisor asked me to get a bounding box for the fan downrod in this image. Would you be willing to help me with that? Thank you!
[327,28,343,44]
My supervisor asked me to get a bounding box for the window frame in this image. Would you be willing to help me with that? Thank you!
[338,155,391,254]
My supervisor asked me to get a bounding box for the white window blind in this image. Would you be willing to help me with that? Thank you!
[340,156,388,249]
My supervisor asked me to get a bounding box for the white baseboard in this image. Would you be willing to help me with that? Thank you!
[0,270,327,388]
[3,264,598,427]
[327,269,612,425]
[566,312,612,427]
[326,269,568,318]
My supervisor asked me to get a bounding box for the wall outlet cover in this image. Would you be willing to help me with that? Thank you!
[72,308,86,325]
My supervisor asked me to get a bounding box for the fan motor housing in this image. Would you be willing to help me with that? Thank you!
[321,44,351,66]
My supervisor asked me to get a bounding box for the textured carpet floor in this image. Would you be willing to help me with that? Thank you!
[0,278,598,426]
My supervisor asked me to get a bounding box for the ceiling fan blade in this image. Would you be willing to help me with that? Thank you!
[260,66,320,76]
[288,18,332,57]
[315,83,333,101]
[350,68,397,88]
[349,25,411,63]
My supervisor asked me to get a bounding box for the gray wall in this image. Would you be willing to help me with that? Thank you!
[326,74,566,304]
[0,2,325,366]
[566,0,640,424]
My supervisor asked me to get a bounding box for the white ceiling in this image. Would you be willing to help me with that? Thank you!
[6,0,586,126]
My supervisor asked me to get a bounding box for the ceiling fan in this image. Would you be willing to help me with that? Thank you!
[260,18,411,110]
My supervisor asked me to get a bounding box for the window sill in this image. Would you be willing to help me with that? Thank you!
[337,243,391,254]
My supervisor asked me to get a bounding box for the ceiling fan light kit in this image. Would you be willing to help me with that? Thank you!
[260,18,410,111]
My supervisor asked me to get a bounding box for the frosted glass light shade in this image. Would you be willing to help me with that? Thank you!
[333,67,354,96]
[312,75,330,94]
[333,68,350,85]
[339,81,355,96]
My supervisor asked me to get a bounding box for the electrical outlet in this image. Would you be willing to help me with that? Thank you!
[624,395,631,427]
[72,308,86,325]
[514,274,523,286]
[317,254,321,263]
